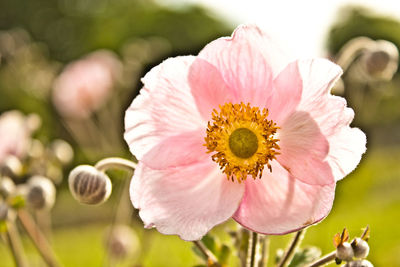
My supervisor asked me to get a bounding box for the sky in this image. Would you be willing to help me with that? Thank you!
[157,0,400,57]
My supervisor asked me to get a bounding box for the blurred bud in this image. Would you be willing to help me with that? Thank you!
[336,242,354,261]
[0,202,16,222]
[51,139,73,165]
[68,165,112,205]
[28,139,45,158]
[0,176,16,198]
[1,155,23,177]
[343,259,373,267]
[26,176,56,210]
[362,40,398,81]
[105,225,139,259]
[26,113,41,132]
[351,238,370,259]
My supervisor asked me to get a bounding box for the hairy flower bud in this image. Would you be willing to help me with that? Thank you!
[343,259,373,267]
[1,155,23,177]
[336,242,354,261]
[68,165,112,205]
[26,176,56,210]
[0,176,16,198]
[352,238,370,259]
[105,225,139,259]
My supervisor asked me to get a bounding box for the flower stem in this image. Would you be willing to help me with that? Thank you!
[94,157,137,172]
[18,209,62,267]
[193,240,220,266]
[246,231,259,267]
[258,235,270,267]
[5,221,28,267]
[307,251,336,267]
[277,229,305,267]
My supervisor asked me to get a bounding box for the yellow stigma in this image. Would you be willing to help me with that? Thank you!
[205,102,280,183]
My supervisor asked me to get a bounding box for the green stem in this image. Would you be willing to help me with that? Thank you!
[307,251,336,267]
[246,231,259,267]
[5,222,28,267]
[193,240,220,266]
[277,229,305,267]
[258,235,270,267]
[94,157,137,172]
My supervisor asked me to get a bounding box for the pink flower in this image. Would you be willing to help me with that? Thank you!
[52,50,122,119]
[0,110,35,164]
[124,25,366,241]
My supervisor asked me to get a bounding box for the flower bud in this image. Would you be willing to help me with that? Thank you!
[26,176,56,210]
[343,259,373,267]
[0,202,15,222]
[351,238,370,259]
[0,176,16,198]
[1,155,23,177]
[363,40,398,81]
[105,225,139,259]
[336,242,354,261]
[51,139,73,165]
[68,165,112,205]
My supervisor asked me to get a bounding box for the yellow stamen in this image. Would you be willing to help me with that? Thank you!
[204,102,280,183]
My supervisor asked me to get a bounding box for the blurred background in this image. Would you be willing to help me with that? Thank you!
[0,0,399,266]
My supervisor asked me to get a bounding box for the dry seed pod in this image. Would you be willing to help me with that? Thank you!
[26,176,56,210]
[68,165,112,205]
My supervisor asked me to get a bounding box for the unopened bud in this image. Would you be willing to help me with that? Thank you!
[68,165,112,205]
[343,259,373,267]
[337,242,354,261]
[352,238,369,259]
[105,225,139,259]
[363,40,398,81]
[51,139,73,165]
[0,202,15,222]
[26,176,56,210]
[0,176,16,198]
[1,155,23,177]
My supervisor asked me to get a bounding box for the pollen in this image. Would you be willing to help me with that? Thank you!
[204,102,280,183]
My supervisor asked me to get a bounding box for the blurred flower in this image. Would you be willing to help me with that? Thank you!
[50,139,74,165]
[52,50,122,119]
[124,24,366,240]
[0,110,37,165]
[26,175,56,210]
[0,176,16,198]
[105,225,139,259]
[68,165,112,205]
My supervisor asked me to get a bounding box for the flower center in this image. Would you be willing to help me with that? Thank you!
[205,102,280,183]
[229,128,258,158]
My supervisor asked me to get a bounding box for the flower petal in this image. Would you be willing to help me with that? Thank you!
[327,127,367,181]
[233,161,335,235]
[268,60,303,124]
[131,161,245,241]
[124,56,204,160]
[276,111,334,185]
[294,58,366,180]
[188,58,234,120]
[141,130,208,170]
[196,25,278,108]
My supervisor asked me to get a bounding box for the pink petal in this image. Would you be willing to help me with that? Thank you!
[276,111,334,185]
[188,58,234,120]
[327,127,367,181]
[294,58,366,180]
[268,60,303,124]
[233,161,335,235]
[124,56,204,160]
[131,161,245,241]
[196,25,277,108]
[141,130,208,170]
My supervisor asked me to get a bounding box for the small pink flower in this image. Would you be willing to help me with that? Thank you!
[52,50,121,119]
[124,25,366,241]
[0,110,35,164]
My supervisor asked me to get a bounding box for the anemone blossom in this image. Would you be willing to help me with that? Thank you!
[124,25,367,241]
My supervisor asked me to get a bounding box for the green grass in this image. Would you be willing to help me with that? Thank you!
[1,147,399,266]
